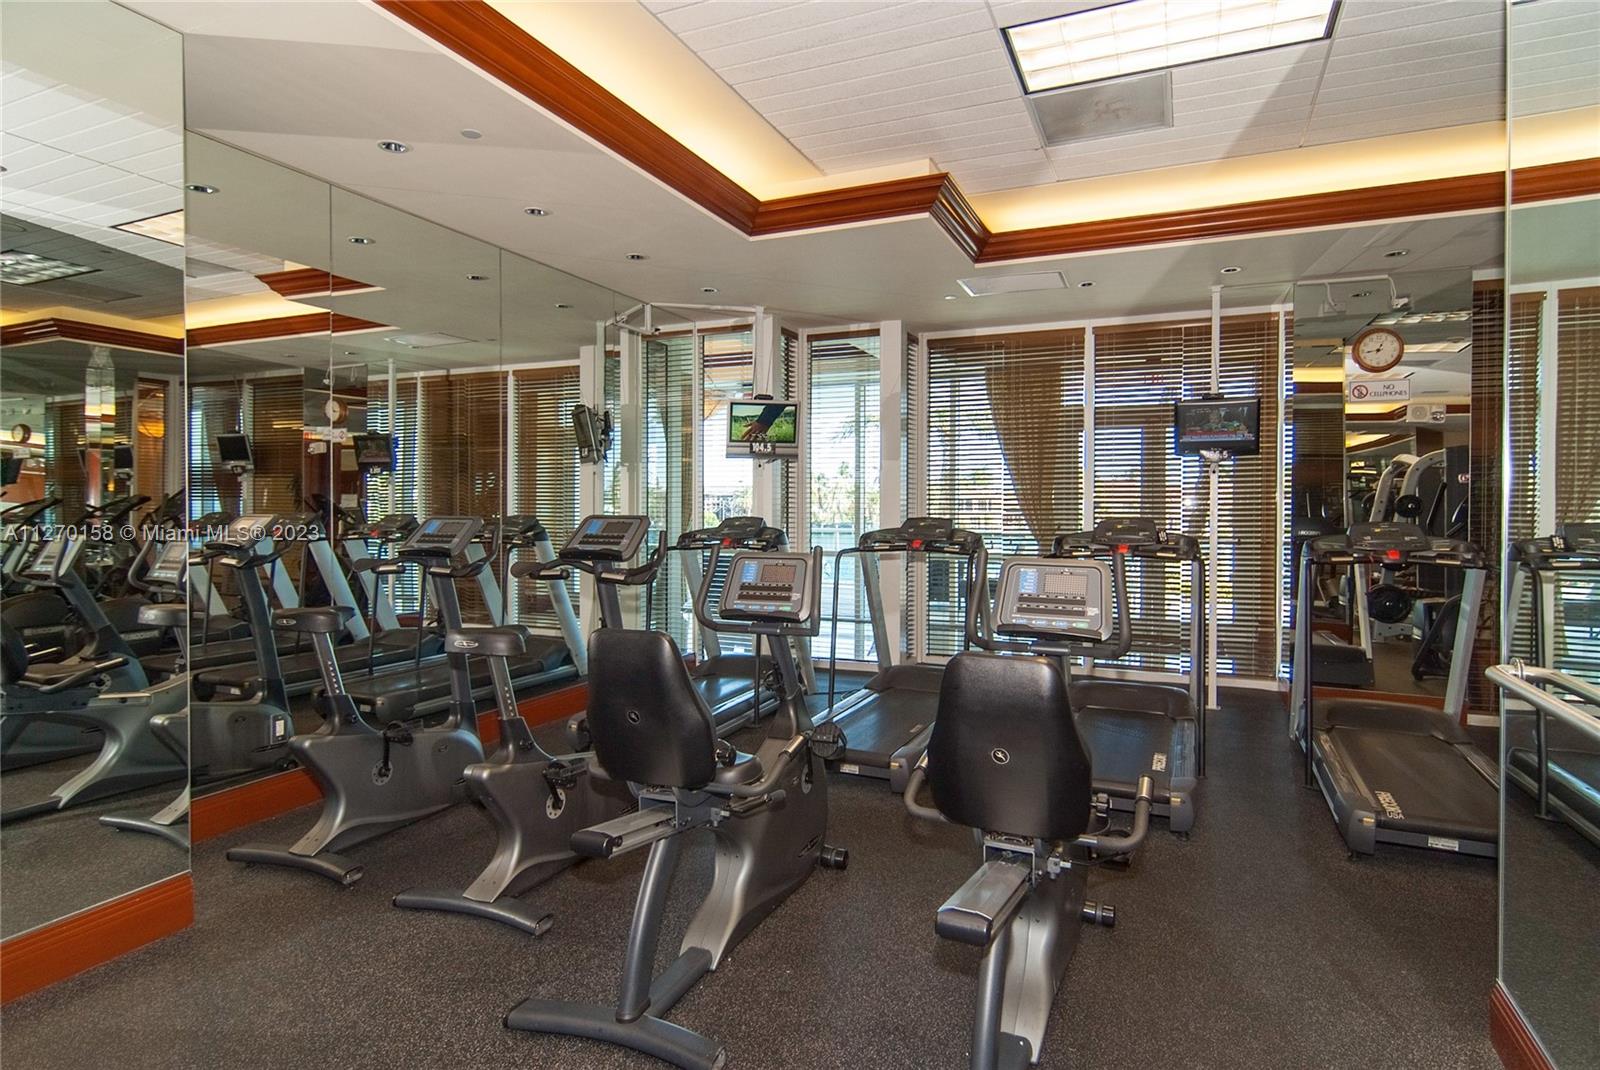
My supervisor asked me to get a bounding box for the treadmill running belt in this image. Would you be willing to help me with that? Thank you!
[837,688,939,766]
[1075,705,1174,795]
[347,637,572,721]
[199,641,425,694]
[1326,727,1499,841]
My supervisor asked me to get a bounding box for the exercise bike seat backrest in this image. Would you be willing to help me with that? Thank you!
[927,652,1093,842]
[586,628,723,790]
[1,624,27,685]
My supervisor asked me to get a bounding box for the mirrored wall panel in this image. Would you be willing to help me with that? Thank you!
[0,0,188,938]
[1496,2,1600,1064]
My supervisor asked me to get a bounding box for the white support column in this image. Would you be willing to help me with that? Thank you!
[1083,328,1096,526]
[1274,310,1288,680]
[750,308,779,523]
[878,320,906,662]
[1206,285,1222,710]
[1536,288,1559,662]
[578,340,603,638]
[907,334,929,661]
[617,326,644,627]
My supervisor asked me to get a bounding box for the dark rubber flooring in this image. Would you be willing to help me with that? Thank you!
[0,689,1500,1069]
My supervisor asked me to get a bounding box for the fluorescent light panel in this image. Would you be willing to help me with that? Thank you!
[1005,0,1339,94]
[0,250,99,286]
[112,209,185,246]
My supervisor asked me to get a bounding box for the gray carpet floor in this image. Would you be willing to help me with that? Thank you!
[1,689,1501,1069]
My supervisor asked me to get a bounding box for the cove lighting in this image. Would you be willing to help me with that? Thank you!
[1004,0,1340,94]
[0,250,98,285]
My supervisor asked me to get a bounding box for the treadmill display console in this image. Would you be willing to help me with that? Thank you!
[1349,522,1432,557]
[400,516,482,557]
[220,515,276,546]
[721,551,813,623]
[1090,517,1160,547]
[146,540,188,584]
[861,516,974,553]
[563,514,650,562]
[679,515,783,550]
[1556,521,1599,552]
[994,557,1113,642]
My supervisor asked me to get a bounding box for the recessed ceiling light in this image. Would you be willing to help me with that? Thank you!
[459,128,483,140]
[348,236,375,245]
[1352,290,1374,298]
[523,207,550,217]
[112,209,185,246]
[701,287,719,294]
[185,183,219,195]
[1078,281,1095,288]
[466,274,489,281]
[377,140,410,154]
[555,303,572,309]
[1004,0,1339,95]
[625,253,648,261]
[1220,266,1242,274]
[0,249,98,285]
[1384,249,1410,258]
[344,351,356,356]
[943,295,958,300]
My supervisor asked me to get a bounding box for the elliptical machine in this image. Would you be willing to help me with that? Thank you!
[226,516,493,885]
[390,517,650,934]
[902,550,1152,1070]
[505,541,847,1070]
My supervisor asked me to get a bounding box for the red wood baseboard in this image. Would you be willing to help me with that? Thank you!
[1490,982,1555,1070]
[0,873,193,1004]
[190,681,590,843]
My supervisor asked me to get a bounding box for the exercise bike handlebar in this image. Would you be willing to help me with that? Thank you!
[707,733,809,799]
[692,544,824,639]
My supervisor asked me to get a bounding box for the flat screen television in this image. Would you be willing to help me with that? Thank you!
[1174,396,1261,456]
[113,444,135,470]
[727,399,799,459]
[216,432,254,467]
[0,456,22,484]
[352,432,395,469]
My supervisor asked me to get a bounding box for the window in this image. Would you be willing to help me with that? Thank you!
[773,328,801,538]
[246,376,305,516]
[922,329,1086,655]
[699,327,755,526]
[188,382,242,521]
[808,331,881,661]
[509,365,582,634]
[642,333,697,647]
[1553,286,1600,679]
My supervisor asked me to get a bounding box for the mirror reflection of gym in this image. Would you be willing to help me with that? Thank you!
[1291,269,1481,702]
[0,0,190,940]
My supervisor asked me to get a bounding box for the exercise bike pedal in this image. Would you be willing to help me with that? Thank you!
[819,844,849,870]
[1081,901,1115,928]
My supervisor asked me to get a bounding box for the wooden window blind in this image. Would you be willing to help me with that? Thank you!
[643,333,698,647]
[808,331,881,661]
[246,376,305,516]
[1504,292,1547,669]
[188,382,242,521]
[773,328,800,539]
[509,365,581,633]
[700,328,755,527]
[1554,286,1600,680]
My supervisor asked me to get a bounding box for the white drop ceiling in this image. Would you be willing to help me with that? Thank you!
[640,0,1541,194]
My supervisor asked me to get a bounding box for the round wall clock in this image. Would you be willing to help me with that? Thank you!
[1350,326,1405,373]
[10,423,32,444]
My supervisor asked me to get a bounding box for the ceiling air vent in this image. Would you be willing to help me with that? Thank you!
[1027,70,1172,147]
[958,271,1066,297]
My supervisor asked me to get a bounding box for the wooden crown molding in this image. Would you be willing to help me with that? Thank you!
[256,268,376,300]
[1,316,183,356]
[1490,982,1555,1070]
[187,312,388,349]
[0,873,193,1004]
[378,1,1599,265]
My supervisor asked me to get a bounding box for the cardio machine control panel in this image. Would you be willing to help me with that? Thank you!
[562,514,650,562]
[861,516,980,554]
[399,516,483,558]
[678,515,785,551]
[146,540,189,586]
[217,515,277,547]
[1349,521,1433,560]
[1556,522,1599,553]
[994,557,1113,642]
[22,531,82,581]
[721,551,815,623]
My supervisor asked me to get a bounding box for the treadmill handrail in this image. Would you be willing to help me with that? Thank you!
[1488,663,1600,743]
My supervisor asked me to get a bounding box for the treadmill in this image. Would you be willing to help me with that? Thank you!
[1048,518,1205,835]
[1504,521,1600,846]
[558,514,786,743]
[1291,522,1497,858]
[820,517,985,790]
[335,515,582,725]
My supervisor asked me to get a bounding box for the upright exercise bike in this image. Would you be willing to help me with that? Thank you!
[390,517,650,934]
[505,541,847,1070]
[226,516,490,885]
[902,550,1152,1070]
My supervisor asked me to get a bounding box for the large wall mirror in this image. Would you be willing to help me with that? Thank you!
[1496,1,1600,1064]
[0,0,188,938]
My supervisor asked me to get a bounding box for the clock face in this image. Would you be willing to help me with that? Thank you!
[1352,328,1405,373]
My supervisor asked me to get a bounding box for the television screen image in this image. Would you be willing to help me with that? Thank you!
[113,444,135,470]
[728,400,799,458]
[216,432,254,466]
[1174,397,1261,456]
[353,432,395,469]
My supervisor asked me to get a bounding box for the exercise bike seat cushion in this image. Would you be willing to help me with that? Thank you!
[271,605,354,635]
[445,625,530,658]
[928,652,1093,843]
[587,628,717,790]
